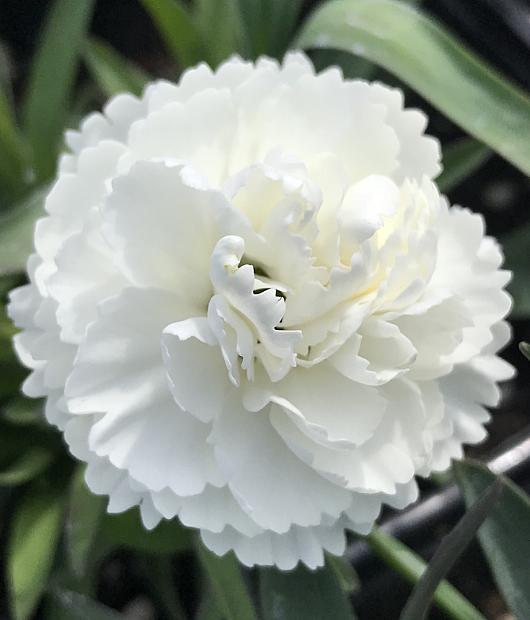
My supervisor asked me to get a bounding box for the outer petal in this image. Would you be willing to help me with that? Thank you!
[65,287,224,495]
[102,161,227,305]
[209,394,352,533]
[271,379,421,495]
[367,82,441,183]
[244,361,386,448]
[47,209,127,343]
[201,521,346,570]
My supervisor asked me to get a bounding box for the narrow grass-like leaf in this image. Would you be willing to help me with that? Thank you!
[236,0,304,58]
[197,543,258,620]
[137,556,187,620]
[310,48,376,80]
[0,303,26,398]
[0,186,46,276]
[66,466,105,578]
[0,446,54,486]
[260,561,356,620]
[195,0,248,65]
[196,592,223,620]
[84,39,150,98]
[22,0,95,181]
[400,478,502,620]
[8,479,65,620]
[519,342,530,361]
[502,222,530,319]
[47,589,123,620]
[297,0,530,175]
[367,527,485,620]
[454,460,530,620]
[0,88,28,198]
[326,553,360,594]
[1,396,44,426]
[438,138,492,193]
[140,0,206,68]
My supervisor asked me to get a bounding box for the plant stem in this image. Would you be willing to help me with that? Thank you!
[366,527,486,620]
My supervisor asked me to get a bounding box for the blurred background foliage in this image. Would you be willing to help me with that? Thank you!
[0,1,529,619]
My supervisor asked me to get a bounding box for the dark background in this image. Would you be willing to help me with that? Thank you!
[0,1,529,618]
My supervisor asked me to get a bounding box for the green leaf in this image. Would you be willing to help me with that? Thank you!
[400,478,502,620]
[99,507,192,555]
[137,556,187,620]
[22,0,96,182]
[454,460,530,620]
[0,445,54,486]
[197,544,258,620]
[66,466,106,578]
[47,589,123,620]
[438,138,492,193]
[260,561,355,620]
[194,0,248,65]
[1,396,44,426]
[196,591,223,620]
[310,48,376,80]
[0,185,46,276]
[139,0,206,68]
[502,223,530,319]
[84,39,150,98]
[0,87,29,199]
[367,527,485,620]
[8,478,65,620]
[326,553,360,595]
[297,0,530,176]
[519,342,530,361]
[235,0,305,58]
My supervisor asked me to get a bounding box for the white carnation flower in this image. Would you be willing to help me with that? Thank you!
[8,53,514,570]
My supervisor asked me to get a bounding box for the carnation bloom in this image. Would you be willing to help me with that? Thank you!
[9,53,514,569]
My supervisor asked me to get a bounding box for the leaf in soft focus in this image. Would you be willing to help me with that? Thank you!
[0,445,54,486]
[66,466,106,578]
[196,591,223,620]
[0,87,29,200]
[260,561,356,620]
[84,38,150,98]
[400,477,502,620]
[136,556,188,620]
[0,422,60,484]
[519,342,530,361]
[8,478,65,620]
[326,553,361,595]
[310,48,376,80]
[0,300,26,399]
[454,460,530,620]
[1,395,44,426]
[195,0,248,65]
[235,0,305,58]
[140,0,206,68]
[197,543,258,620]
[21,0,95,182]
[438,138,492,193]
[367,527,486,620]
[0,185,46,276]
[296,0,530,176]
[99,507,192,555]
[502,223,530,319]
[46,589,123,620]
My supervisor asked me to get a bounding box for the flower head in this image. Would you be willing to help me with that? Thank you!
[8,53,513,569]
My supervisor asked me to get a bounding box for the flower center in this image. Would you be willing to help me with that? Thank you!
[206,236,301,386]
